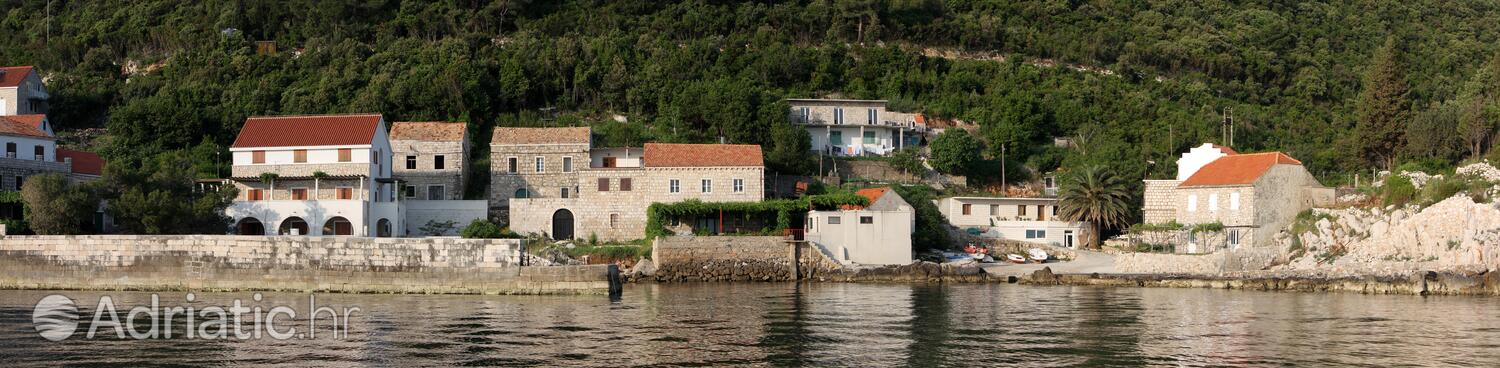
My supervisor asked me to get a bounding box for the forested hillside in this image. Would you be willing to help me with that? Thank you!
[4,0,1500,189]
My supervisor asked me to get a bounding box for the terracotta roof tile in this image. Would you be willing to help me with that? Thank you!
[231,114,383,148]
[642,143,764,167]
[0,66,34,88]
[391,121,466,142]
[0,115,52,139]
[1210,143,1239,155]
[491,127,591,145]
[57,149,103,175]
[841,187,890,210]
[1178,152,1302,187]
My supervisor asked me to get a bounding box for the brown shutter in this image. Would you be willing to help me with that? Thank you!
[620,178,632,191]
[338,149,351,162]
[598,178,610,192]
[252,151,265,164]
[293,150,307,163]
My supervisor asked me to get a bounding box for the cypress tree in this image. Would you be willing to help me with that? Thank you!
[1356,37,1411,170]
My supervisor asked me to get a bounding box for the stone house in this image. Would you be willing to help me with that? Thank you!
[390,121,467,201]
[488,127,591,216]
[786,99,925,156]
[506,140,765,241]
[1141,143,1335,252]
[935,196,1089,248]
[225,114,402,237]
[805,187,914,265]
[0,66,48,116]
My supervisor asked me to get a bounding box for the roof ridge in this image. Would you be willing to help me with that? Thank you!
[247,113,382,119]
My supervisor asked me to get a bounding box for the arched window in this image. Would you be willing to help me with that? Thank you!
[278,217,309,235]
[322,216,353,236]
[235,217,265,235]
[514,188,529,199]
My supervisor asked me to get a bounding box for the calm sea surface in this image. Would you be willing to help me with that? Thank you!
[1,283,1498,367]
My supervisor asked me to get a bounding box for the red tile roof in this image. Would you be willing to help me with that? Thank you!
[1210,143,1238,155]
[491,127,591,145]
[231,114,383,148]
[391,121,466,142]
[841,187,890,210]
[642,143,764,168]
[0,115,53,139]
[57,149,103,175]
[1178,152,1302,187]
[0,66,34,88]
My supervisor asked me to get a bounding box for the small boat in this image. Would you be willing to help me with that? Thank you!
[1028,248,1049,263]
[1006,254,1026,264]
[970,253,986,260]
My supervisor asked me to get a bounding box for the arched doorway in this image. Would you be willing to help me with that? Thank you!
[551,209,574,240]
[376,218,392,237]
[323,216,353,236]
[278,216,309,235]
[236,217,265,235]
[514,188,529,199]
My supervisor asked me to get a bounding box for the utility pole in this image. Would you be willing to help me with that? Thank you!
[1000,144,1007,195]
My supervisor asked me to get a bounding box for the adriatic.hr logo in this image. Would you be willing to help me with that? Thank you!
[29,293,358,341]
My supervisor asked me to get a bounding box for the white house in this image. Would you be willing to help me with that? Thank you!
[805,187,914,265]
[935,196,1089,248]
[786,99,925,156]
[0,66,48,116]
[225,114,402,237]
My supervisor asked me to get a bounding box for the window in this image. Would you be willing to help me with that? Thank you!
[733,179,744,193]
[1230,192,1241,210]
[4,143,13,158]
[1208,193,1219,212]
[989,204,998,216]
[1187,195,1198,212]
[799,107,810,122]
[859,216,874,224]
[669,179,680,193]
[1052,206,1057,216]
[338,149,351,162]
[1018,205,1027,216]
[1228,229,1241,247]
[1025,230,1047,239]
[372,150,381,173]
[827,216,842,224]
[404,185,415,198]
[961,204,972,215]
[336,187,353,200]
[560,187,570,198]
[290,188,308,200]
[434,155,445,170]
[247,189,264,201]
[602,157,617,168]
[868,108,877,124]
[834,108,844,124]
[562,157,573,173]
[507,157,518,173]
[598,178,610,192]
[620,178,632,191]
[252,150,265,164]
[428,185,444,200]
[405,155,416,169]
[609,213,620,228]
[293,150,307,163]
[13,175,21,190]
[32,145,43,160]
[701,179,712,193]
[534,157,544,173]
[1037,205,1046,221]
[863,131,876,144]
[829,131,842,145]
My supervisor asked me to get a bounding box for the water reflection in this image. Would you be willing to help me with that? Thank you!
[0,285,1498,366]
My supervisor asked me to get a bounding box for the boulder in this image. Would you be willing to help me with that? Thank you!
[631,258,656,277]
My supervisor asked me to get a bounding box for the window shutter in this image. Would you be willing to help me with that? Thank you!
[598,178,610,192]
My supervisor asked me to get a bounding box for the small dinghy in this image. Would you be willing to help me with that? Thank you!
[1006,254,1027,264]
[1028,248,1049,263]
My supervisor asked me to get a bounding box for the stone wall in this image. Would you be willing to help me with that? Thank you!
[0,156,72,190]
[1113,247,1279,274]
[0,235,608,294]
[836,160,920,183]
[489,143,590,208]
[1141,180,1179,224]
[651,236,793,281]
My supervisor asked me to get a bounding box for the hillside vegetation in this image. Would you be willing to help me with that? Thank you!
[4,0,1500,204]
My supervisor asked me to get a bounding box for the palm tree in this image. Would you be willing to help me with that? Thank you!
[1057,166,1133,249]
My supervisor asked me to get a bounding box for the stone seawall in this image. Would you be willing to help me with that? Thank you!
[0,235,608,295]
[652,236,793,281]
[1113,247,1279,274]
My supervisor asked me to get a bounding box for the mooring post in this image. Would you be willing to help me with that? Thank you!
[607,264,622,297]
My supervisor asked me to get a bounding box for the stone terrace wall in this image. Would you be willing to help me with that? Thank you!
[1113,247,1279,275]
[0,235,608,295]
[652,236,793,281]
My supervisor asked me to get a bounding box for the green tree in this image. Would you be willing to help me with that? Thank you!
[1356,38,1411,170]
[20,174,100,235]
[887,147,924,176]
[929,129,983,175]
[1057,166,1132,249]
[1457,53,1500,159]
[104,151,238,234]
[766,121,815,174]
